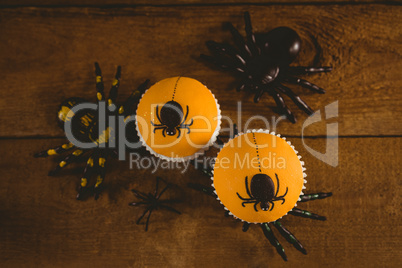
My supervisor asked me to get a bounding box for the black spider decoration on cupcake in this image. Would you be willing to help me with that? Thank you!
[237,173,288,212]
[201,11,332,123]
[35,62,149,200]
[151,100,193,138]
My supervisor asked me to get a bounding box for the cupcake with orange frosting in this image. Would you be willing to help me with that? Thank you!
[213,129,306,224]
[136,77,221,162]
[189,129,332,261]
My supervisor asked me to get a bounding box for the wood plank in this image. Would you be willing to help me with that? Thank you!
[0,5,401,138]
[0,137,400,266]
[0,0,393,7]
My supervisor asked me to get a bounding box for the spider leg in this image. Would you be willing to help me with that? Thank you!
[288,66,332,75]
[155,105,162,124]
[276,186,289,199]
[76,156,95,200]
[272,197,286,205]
[180,105,190,125]
[160,204,181,215]
[151,122,163,127]
[232,123,238,137]
[274,173,280,196]
[185,118,194,127]
[237,82,246,92]
[184,125,191,134]
[237,196,255,203]
[269,87,296,123]
[154,177,172,198]
[244,11,260,56]
[94,62,105,101]
[144,208,154,231]
[236,78,250,92]
[200,54,245,73]
[288,208,326,221]
[179,119,193,135]
[131,189,149,201]
[48,149,85,176]
[154,176,162,196]
[254,202,259,212]
[238,200,258,210]
[227,21,251,57]
[238,79,254,92]
[136,206,151,225]
[253,86,265,103]
[284,76,326,94]
[187,183,217,198]
[156,184,170,199]
[152,126,165,131]
[299,192,332,202]
[118,79,149,115]
[34,142,75,158]
[205,40,246,66]
[260,223,288,261]
[242,222,250,232]
[176,128,182,138]
[245,176,252,198]
[93,152,107,200]
[268,201,275,211]
[162,128,166,137]
[269,179,286,208]
[236,193,250,201]
[153,126,166,135]
[107,65,121,107]
[276,84,314,115]
[273,221,307,255]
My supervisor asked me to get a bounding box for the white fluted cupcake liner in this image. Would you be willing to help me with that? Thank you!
[210,129,307,224]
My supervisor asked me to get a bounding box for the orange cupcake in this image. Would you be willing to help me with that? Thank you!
[136,77,221,161]
[189,128,331,261]
[212,129,306,223]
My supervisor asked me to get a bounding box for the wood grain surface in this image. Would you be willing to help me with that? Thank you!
[0,138,400,267]
[0,0,396,7]
[0,1,401,268]
[0,5,401,137]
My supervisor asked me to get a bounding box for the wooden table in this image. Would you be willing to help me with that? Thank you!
[0,1,401,267]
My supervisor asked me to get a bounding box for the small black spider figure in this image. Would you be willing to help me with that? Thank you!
[129,177,181,231]
[188,182,331,261]
[237,173,288,212]
[34,62,149,200]
[151,100,193,138]
[201,12,332,123]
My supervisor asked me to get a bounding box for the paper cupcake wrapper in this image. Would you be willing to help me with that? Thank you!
[135,83,222,162]
[210,129,307,224]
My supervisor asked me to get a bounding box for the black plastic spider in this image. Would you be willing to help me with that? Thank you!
[201,11,332,123]
[129,177,181,231]
[237,173,288,212]
[151,100,193,138]
[34,62,149,200]
[188,183,332,261]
